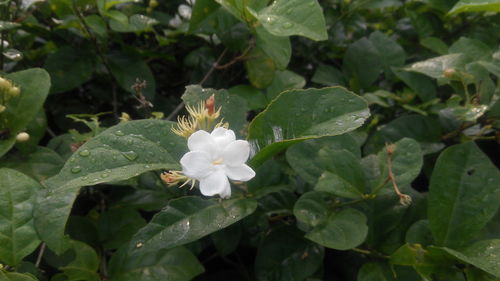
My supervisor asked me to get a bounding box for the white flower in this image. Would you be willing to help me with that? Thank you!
[178,4,192,19]
[180,127,256,198]
[169,14,183,28]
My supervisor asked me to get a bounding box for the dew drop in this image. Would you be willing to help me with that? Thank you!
[144,164,151,169]
[282,22,293,29]
[114,130,125,136]
[122,151,138,161]
[79,149,90,157]
[71,166,81,173]
[101,173,109,178]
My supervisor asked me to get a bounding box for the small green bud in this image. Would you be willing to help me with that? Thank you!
[16,132,30,142]
[0,104,5,113]
[0,77,10,90]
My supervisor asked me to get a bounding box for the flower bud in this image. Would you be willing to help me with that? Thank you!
[9,86,20,97]
[16,132,30,142]
[206,94,215,116]
[0,104,5,113]
[0,77,10,90]
[443,68,456,78]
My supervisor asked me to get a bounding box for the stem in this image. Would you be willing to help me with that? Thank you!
[352,247,389,259]
[462,80,470,106]
[386,144,412,206]
[165,48,228,121]
[35,243,46,268]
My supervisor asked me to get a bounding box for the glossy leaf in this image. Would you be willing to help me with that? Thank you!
[1,69,50,158]
[0,271,38,281]
[127,196,257,255]
[449,0,500,14]
[97,208,146,250]
[58,240,99,281]
[108,246,204,281]
[305,208,368,250]
[293,191,330,228]
[0,169,41,266]
[343,37,382,89]
[255,26,291,70]
[248,87,369,167]
[254,226,324,281]
[405,54,469,79]
[252,0,328,41]
[34,120,185,253]
[245,47,276,89]
[265,70,306,101]
[438,239,500,277]
[0,147,64,182]
[428,142,500,248]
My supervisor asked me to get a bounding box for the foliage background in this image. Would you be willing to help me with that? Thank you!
[0,0,499,280]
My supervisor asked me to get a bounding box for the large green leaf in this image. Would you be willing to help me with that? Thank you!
[1,69,50,158]
[343,37,382,89]
[428,142,500,248]
[57,240,99,281]
[437,239,500,277]
[405,54,469,79]
[127,196,257,255]
[449,0,500,14]
[215,0,268,22]
[248,87,369,167]
[305,208,368,250]
[315,149,366,199]
[0,271,38,281]
[254,226,324,281]
[369,31,406,76]
[108,246,204,281]
[0,169,41,266]
[286,134,360,185]
[44,46,96,94]
[252,0,328,41]
[255,26,291,70]
[34,120,186,253]
[0,147,64,182]
[244,47,276,89]
[97,208,146,250]
[293,191,330,228]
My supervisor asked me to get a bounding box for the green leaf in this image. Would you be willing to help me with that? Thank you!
[305,208,368,250]
[357,262,421,281]
[0,271,38,281]
[248,87,369,167]
[253,0,327,41]
[420,37,449,55]
[315,149,366,199]
[449,0,500,14]
[189,0,220,32]
[437,239,500,277]
[265,70,306,101]
[228,85,267,110]
[406,220,434,246]
[97,208,146,250]
[293,191,330,228]
[255,26,291,70]
[428,142,500,248]
[1,69,50,158]
[254,226,324,281]
[393,68,437,102]
[44,46,96,94]
[215,0,268,22]
[127,196,257,255]
[109,14,158,33]
[108,246,204,281]
[211,223,242,256]
[369,31,406,75]
[0,147,64,182]
[245,47,276,89]
[0,21,20,31]
[0,169,41,266]
[286,134,360,185]
[58,240,99,281]
[449,37,493,61]
[364,115,444,155]
[405,54,469,79]
[311,64,346,87]
[343,38,383,89]
[107,52,156,100]
[181,85,248,136]
[34,119,185,254]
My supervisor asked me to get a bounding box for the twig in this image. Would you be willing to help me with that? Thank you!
[165,48,228,121]
[352,247,389,259]
[35,242,46,268]
[441,122,475,141]
[386,144,412,206]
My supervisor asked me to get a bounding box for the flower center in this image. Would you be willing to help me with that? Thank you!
[212,158,224,165]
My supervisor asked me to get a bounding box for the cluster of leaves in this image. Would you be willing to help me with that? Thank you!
[0,0,499,280]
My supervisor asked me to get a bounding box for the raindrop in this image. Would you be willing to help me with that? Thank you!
[79,149,90,157]
[114,130,125,136]
[101,173,109,178]
[71,166,81,173]
[122,151,138,161]
[144,164,151,169]
[282,22,293,29]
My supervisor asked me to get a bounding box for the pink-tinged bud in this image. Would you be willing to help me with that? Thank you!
[443,68,456,78]
[206,94,215,116]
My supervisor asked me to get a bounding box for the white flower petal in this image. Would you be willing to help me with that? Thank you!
[224,164,255,181]
[188,130,217,156]
[211,127,236,149]
[199,170,230,197]
[180,151,214,179]
[222,140,250,166]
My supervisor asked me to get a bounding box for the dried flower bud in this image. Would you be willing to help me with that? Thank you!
[399,194,412,206]
[16,132,30,142]
[443,68,456,78]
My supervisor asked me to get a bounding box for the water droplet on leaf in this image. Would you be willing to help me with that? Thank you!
[122,151,138,161]
[115,130,125,136]
[79,149,90,157]
[71,166,81,173]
